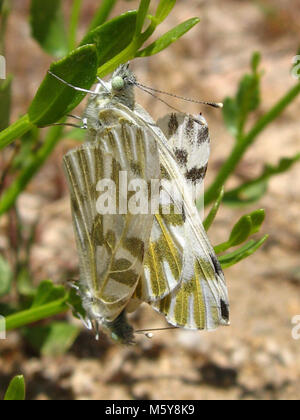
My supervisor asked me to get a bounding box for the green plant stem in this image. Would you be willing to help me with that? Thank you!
[5,299,68,331]
[0,114,33,151]
[0,124,64,215]
[97,23,157,78]
[68,0,82,51]
[205,82,300,205]
[89,0,117,31]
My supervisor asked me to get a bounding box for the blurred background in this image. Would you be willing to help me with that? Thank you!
[0,0,300,400]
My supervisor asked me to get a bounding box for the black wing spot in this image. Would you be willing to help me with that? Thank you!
[197,126,209,145]
[220,299,229,322]
[185,165,207,183]
[174,148,188,167]
[168,113,179,136]
[210,253,223,277]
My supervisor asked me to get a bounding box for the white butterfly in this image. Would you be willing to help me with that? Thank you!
[59,64,229,343]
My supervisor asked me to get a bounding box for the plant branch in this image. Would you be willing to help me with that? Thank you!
[0,114,33,151]
[205,81,300,205]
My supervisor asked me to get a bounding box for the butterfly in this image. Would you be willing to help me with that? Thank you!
[59,64,229,344]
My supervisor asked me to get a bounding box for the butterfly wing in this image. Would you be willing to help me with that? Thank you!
[157,112,210,189]
[63,121,160,322]
[132,106,229,330]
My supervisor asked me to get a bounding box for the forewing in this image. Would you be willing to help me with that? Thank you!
[63,122,160,321]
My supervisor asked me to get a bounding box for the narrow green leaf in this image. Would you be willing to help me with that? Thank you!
[5,298,68,331]
[155,0,176,24]
[214,209,265,254]
[0,75,12,131]
[28,44,98,126]
[219,235,268,268]
[88,0,118,30]
[136,17,200,57]
[203,186,224,231]
[222,52,262,139]
[135,0,151,36]
[4,375,25,401]
[68,0,82,51]
[217,240,256,261]
[31,280,67,308]
[251,51,261,73]
[248,209,265,235]
[0,255,12,297]
[228,215,253,247]
[80,11,137,68]
[224,153,300,205]
[236,71,261,136]
[30,0,68,58]
[213,241,231,255]
[222,97,239,138]
[23,322,79,356]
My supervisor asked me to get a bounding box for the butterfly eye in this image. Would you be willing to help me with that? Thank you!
[111,76,125,91]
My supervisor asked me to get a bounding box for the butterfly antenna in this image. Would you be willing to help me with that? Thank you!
[48,70,98,95]
[136,83,188,114]
[50,122,86,129]
[135,81,223,109]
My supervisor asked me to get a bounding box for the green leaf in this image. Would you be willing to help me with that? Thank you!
[222,97,239,137]
[251,51,261,73]
[229,209,265,246]
[80,11,137,68]
[248,209,265,235]
[30,0,68,58]
[236,71,261,136]
[219,235,268,268]
[155,0,176,24]
[203,186,224,231]
[214,216,252,254]
[23,322,79,356]
[224,153,300,205]
[31,280,67,308]
[88,0,118,30]
[135,0,151,36]
[0,255,12,297]
[4,375,25,401]
[222,52,261,139]
[0,75,12,131]
[28,44,98,126]
[136,17,200,57]
[214,209,265,254]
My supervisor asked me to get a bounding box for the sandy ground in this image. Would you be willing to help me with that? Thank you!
[0,0,300,400]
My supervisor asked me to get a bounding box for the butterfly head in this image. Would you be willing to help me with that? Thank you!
[109,63,136,109]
